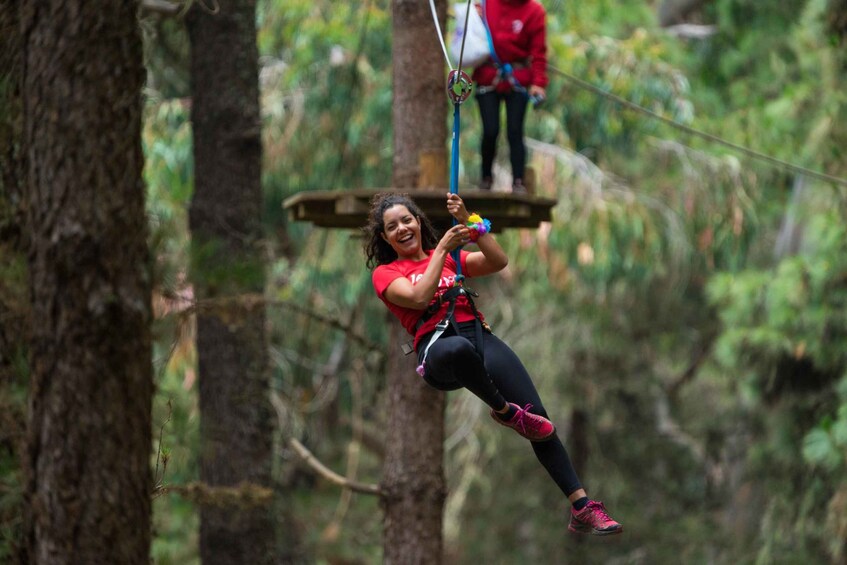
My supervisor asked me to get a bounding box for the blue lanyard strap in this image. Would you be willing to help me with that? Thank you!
[450,101,463,281]
[446,69,473,283]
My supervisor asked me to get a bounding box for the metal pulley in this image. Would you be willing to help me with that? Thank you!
[446,69,473,104]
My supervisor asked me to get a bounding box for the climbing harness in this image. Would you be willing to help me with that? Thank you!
[475,0,527,96]
[414,285,488,376]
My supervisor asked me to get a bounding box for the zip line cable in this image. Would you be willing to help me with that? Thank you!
[547,64,847,187]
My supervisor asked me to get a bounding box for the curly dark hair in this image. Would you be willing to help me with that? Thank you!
[363,192,440,270]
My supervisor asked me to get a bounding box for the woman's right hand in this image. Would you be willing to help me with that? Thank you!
[438,224,471,253]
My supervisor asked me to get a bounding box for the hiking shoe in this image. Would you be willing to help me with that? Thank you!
[512,179,527,194]
[490,402,555,441]
[568,500,623,536]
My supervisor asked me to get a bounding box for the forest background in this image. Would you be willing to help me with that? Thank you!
[2,0,847,563]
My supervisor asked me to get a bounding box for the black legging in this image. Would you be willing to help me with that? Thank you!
[418,321,583,496]
[476,90,529,182]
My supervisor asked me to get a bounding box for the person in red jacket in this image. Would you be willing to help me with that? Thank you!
[473,0,548,193]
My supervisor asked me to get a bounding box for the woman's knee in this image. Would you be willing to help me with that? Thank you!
[482,127,500,141]
[506,126,523,143]
[428,337,472,367]
[438,336,477,359]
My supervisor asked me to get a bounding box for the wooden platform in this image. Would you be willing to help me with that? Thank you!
[283,188,556,232]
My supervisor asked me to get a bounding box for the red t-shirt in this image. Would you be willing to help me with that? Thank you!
[472,0,548,93]
[372,250,485,350]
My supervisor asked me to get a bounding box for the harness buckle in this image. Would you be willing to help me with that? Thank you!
[435,318,450,331]
[460,286,478,298]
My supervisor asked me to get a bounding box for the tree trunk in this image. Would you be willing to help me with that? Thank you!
[185,2,277,563]
[0,2,28,558]
[0,0,23,238]
[382,320,447,565]
[20,1,152,563]
[382,1,448,563]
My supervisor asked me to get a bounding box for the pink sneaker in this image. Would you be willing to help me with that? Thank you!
[568,500,623,535]
[490,403,555,442]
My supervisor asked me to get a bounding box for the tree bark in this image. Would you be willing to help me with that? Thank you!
[382,320,447,565]
[0,2,27,558]
[382,1,448,563]
[185,1,277,563]
[0,0,23,242]
[20,1,152,563]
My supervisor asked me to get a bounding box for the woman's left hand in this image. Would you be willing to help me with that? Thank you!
[446,193,470,224]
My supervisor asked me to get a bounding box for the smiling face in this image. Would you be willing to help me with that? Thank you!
[381,204,426,260]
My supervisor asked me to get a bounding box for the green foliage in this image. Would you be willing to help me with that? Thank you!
[144,97,193,295]
[709,211,847,375]
[551,29,695,155]
[141,91,201,564]
[803,398,847,472]
[150,355,201,565]
[707,205,847,561]
[258,0,393,232]
[690,0,847,182]
[141,17,191,99]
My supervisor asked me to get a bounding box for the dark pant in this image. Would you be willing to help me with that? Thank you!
[476,90,529,182]
[418,321,583,496]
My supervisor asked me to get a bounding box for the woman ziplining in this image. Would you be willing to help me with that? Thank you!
[363,192,623,536]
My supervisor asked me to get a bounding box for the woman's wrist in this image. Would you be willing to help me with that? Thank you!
[465,213,492,242]
[433,245,450,259]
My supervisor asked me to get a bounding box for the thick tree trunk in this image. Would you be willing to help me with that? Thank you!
[20,1,152,563]
[382,320,446,565]
[382,1,448,563]
[185,1,277,563]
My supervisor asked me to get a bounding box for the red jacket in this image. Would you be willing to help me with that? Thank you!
[472,0,548,93]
